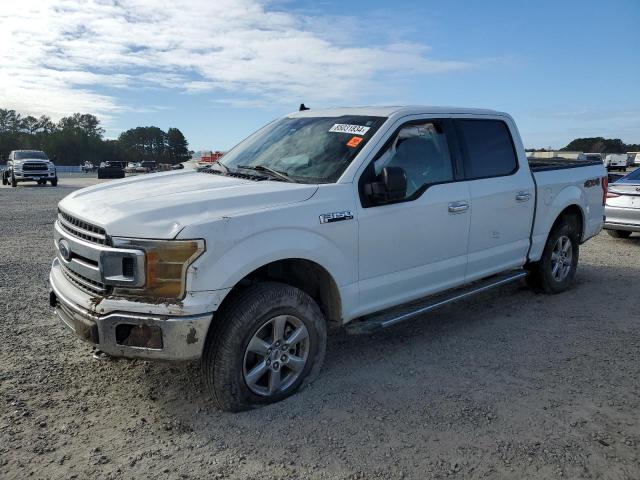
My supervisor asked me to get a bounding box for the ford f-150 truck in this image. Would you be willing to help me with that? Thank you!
[3,150,58,187]
[49,106,606,411]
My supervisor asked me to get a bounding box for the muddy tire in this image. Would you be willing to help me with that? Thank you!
[526,216,580,294]
[607,229,632,239]
[201,282,327,412]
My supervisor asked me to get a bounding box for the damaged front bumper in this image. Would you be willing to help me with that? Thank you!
[49,260,213,361]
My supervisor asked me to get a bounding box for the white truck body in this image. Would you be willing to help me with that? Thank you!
[604,154,628,171]
[49,106,606,410]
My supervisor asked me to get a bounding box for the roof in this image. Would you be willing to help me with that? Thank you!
[287,105,507,118]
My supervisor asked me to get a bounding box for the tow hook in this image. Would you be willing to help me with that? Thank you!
[49,290,58,307]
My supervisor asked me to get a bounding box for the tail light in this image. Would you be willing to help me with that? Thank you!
[602,176,608,205]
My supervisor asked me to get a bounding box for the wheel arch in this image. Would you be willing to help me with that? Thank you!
[215,257,343,325]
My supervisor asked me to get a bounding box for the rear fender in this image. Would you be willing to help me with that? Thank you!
[529,185,586,261]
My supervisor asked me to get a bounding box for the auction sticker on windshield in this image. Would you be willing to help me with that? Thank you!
[329,124,371,135]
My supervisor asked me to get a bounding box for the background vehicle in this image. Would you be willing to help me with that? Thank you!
[582,153,604,163]
[125,162,141,173]
[81,161,96,173]
[49,106,606,411]
[604,154,627,171]
[140,161,157,173]
[604,168,640,238]
[627,152,640,166]
[2,150,57,187]
[97,160,126,179]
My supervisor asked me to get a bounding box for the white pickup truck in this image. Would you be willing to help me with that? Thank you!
[49,106,606,411]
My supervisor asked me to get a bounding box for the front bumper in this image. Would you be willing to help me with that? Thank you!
[50,262,213,361]
[15,172,56,181]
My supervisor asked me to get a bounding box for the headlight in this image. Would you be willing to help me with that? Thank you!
[110,238,205,299]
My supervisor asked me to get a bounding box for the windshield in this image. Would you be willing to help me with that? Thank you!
[15,151,48,160]
[220,115,386,183]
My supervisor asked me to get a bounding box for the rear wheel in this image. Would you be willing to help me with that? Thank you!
[607,229,632,239]
[201,282,327,412]
[526,216,579,294]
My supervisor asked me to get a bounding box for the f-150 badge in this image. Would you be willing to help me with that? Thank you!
[319,211,354,224]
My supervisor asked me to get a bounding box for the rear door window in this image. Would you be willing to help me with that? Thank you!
[456,120,518,179]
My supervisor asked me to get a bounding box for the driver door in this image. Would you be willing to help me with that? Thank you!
[355,118,471,316]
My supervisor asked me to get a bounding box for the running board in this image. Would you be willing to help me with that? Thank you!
[346,270,528,334]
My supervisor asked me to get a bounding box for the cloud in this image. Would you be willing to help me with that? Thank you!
[0,0,473,122]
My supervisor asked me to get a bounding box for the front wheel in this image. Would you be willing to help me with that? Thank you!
[607,229,632,239]
[526,217,579,294]
[50,176,58,186]
[201,282,327,412]
[1,173,7,185]
[10,174,17,187]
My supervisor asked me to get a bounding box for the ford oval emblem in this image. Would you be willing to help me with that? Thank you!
[58,239,71,261]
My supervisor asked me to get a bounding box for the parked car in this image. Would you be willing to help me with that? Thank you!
[604,154,627,172]
[2,150,57,187]
[81,161,96,173]
[98,161,126,179]
[140,161,158,173]
[582,153,604,163]
[125,162,141,173]
[604,168,640,238]
[49,106,606,411]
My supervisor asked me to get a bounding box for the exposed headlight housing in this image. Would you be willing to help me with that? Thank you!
[110,238,205,299]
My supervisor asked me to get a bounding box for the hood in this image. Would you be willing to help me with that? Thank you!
[58,170,318,238]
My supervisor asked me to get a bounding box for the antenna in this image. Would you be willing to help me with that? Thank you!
[299,103,310,111]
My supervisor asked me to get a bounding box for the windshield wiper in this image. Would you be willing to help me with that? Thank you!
[237,164,295,183]
[208,161,229,173]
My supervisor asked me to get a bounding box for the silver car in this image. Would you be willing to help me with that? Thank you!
[605,168,640,238]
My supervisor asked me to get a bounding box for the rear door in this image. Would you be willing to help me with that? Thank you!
[454,117,535,282]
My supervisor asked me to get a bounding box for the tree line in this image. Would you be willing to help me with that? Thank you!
[0,108,191,166]
[528,137,640,154]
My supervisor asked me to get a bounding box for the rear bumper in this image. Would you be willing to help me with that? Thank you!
[604,205,640,232]
[50,262,213,361]
[603,221,640,232]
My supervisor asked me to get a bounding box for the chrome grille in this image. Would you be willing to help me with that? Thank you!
[23,162,48,171]
[58,210,107,245]
[60,261,108,296]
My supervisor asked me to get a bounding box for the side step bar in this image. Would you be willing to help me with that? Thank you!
[346,269,528,334]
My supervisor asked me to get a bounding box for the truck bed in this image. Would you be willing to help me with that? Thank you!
[528,157,603,172]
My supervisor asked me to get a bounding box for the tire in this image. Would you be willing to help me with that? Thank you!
[11,174,17,187]
[201,281,327,412]
[50,177,58,187]
[1,173,7,185]
[526,216,579,294]
[607,229,632,239]
[37,179,46,185]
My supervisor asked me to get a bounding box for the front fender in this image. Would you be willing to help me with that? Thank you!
[201,227,353,291]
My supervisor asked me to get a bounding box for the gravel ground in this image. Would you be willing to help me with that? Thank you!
[1,179,639,480]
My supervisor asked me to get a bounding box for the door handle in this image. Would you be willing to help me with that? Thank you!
[448,201,469,213]
[516,192,532,202]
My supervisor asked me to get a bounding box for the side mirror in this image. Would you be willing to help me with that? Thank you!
[365,166,407,203]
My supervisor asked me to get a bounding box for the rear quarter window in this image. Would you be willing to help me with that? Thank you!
[457,119,518,179]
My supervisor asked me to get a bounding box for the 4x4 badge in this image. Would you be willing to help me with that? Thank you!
[319,211,354,224]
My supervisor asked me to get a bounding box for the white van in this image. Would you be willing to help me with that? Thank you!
[604,154,627,171]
